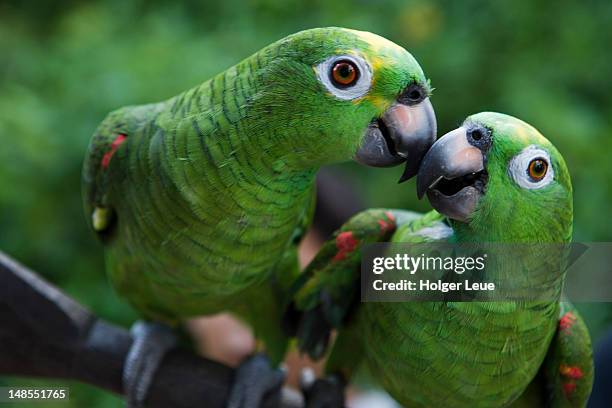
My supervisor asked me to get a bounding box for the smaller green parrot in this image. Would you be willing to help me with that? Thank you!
[286,112,593,407]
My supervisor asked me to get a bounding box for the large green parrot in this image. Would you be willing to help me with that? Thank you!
[287,112,593,407]
[82,27,436,407]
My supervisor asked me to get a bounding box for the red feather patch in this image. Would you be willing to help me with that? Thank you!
[101,134,127,169]
[377,213,396,235]
[562,382,577,397]
[333,231,358,262]
[560,364,584,379]
[559,312,577,332]
[560,364,584,398]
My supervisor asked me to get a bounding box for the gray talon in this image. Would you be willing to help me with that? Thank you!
[123,321,177,408]
[227,353,285,408]
[302,374,346,408]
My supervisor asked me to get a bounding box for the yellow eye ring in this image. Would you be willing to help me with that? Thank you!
[528,158,548,181]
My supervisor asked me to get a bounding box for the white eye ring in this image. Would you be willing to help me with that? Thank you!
[315,55,372,101]
[508,145,554,190]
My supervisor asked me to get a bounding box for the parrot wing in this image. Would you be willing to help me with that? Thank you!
[541,302,594,407]
[510,301,594,408]
[82,103,162,235]
[284,209,444,360]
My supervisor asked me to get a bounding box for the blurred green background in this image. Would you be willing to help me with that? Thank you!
[1,0,611,406]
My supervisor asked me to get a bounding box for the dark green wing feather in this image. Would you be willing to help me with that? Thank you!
[510,302,594,408]
[323,210,451,379]
[284,209,424,359]
[542,302,593,407]
[82,104,162,235]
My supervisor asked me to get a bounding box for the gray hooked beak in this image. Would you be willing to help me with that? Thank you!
[416,126,490,222]
[355,97,436,182]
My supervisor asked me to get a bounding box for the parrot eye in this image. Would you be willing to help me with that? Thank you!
[508,145,554,190]
[316,55,372,100]
[528,158,548,181]
[331,60,359,87]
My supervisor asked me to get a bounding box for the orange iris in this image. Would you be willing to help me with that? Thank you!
[331,61,358,86]
[528,158,548,180]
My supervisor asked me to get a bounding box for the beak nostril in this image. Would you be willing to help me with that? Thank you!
[398,83,427,105]
[466,126,491,151]
[470,129,483,141]
[408,90,422,101]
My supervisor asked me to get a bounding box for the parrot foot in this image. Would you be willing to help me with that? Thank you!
[123,321,177,408]
[301,369,346,408]
[227,353,285,408]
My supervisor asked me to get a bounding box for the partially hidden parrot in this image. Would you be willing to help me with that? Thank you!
[287,112,593,407]
[82,27,436,407]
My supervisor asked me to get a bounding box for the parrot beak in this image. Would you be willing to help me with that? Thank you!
[416,126,490,222]
[355,97,436,180]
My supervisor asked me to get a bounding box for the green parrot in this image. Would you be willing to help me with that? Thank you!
[82,27,436,407]
[287,112,593,407]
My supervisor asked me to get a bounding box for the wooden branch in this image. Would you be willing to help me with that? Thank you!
[0,251,302,408]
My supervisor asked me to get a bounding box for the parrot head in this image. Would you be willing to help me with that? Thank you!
[247,27,436,179]
[417,112,572,242]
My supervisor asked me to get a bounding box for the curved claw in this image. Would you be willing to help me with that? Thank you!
[302,372,347,408]
[227,353,285,408]
[296,304,333,361]
[123,321,177,408]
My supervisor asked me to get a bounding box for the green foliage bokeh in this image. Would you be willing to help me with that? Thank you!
[1,0,611,406]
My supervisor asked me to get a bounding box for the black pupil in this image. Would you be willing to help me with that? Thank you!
[409,90,421,100]
[533,160,545,174]
[472,129,483,140]
[338,64,352,77]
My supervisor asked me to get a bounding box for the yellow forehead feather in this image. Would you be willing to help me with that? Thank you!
[347,30,404,110]
[506,120,548,146]
[351,29,405,55]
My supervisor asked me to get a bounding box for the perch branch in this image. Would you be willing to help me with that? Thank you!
[0,251,302,408]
